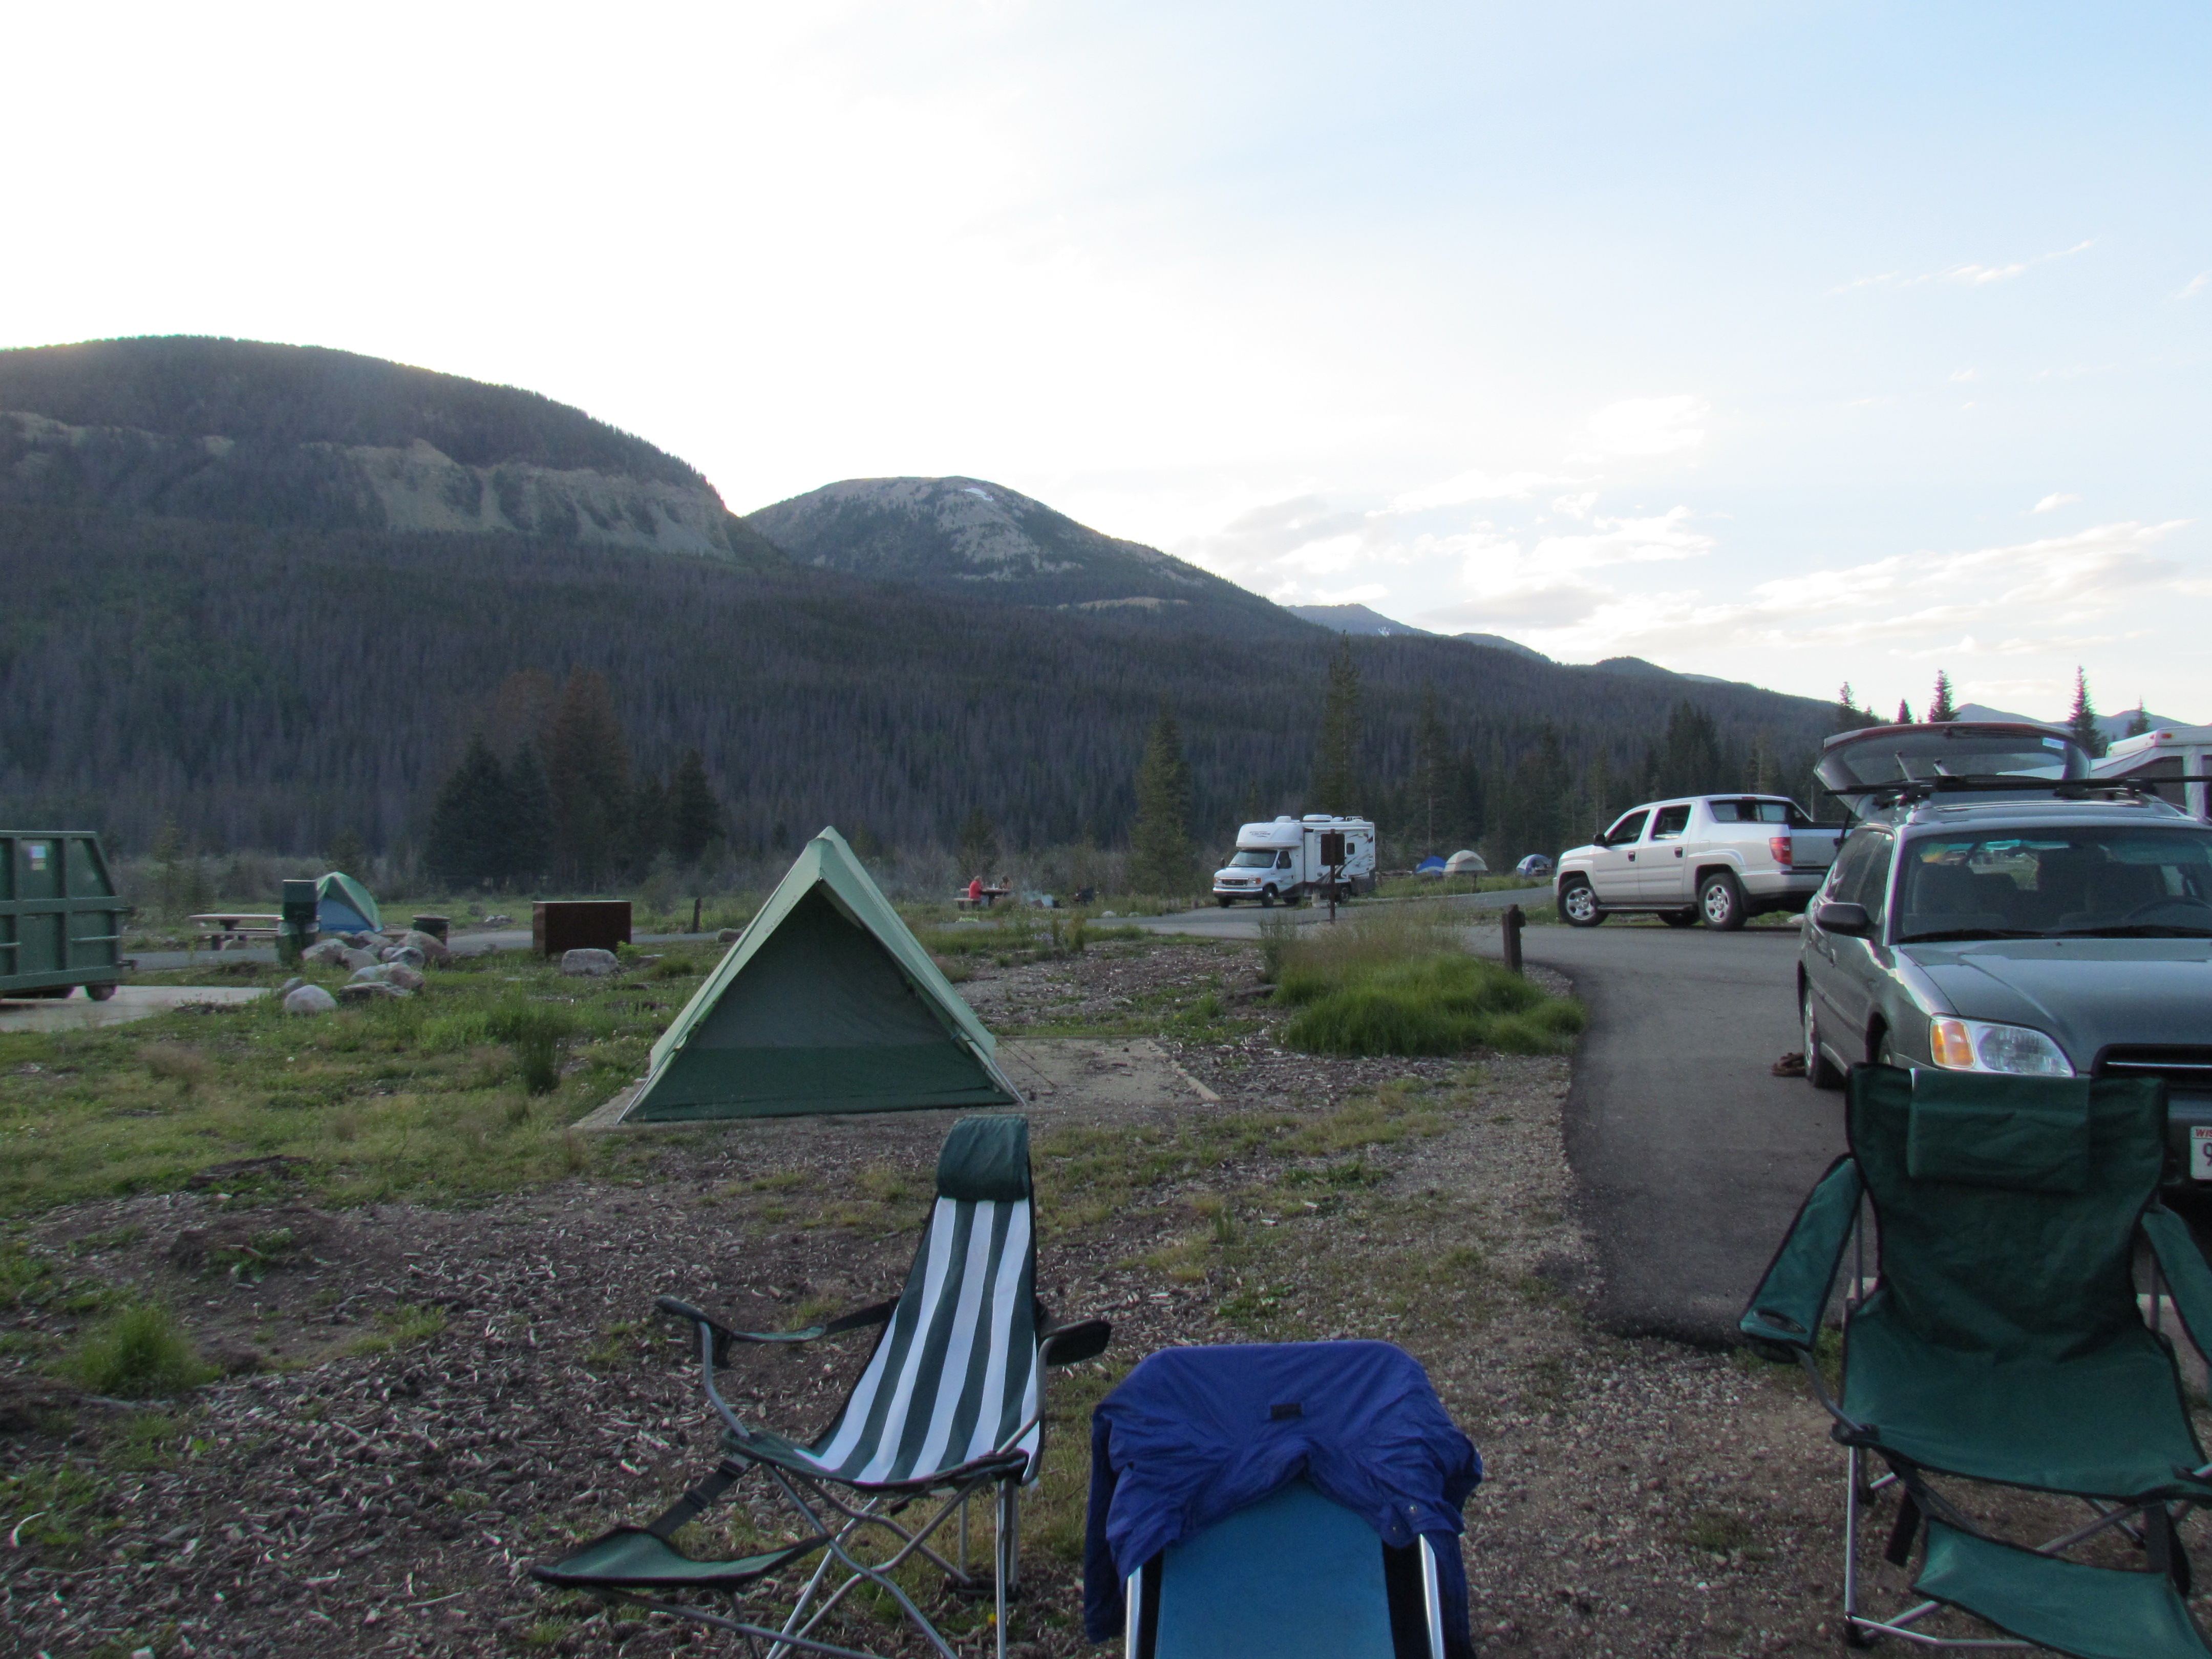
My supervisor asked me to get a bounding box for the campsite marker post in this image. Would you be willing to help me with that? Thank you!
[1319,830,1346,924]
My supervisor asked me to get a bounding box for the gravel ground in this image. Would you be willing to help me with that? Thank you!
[5,937,2205,1656]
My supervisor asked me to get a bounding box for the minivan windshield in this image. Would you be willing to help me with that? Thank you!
[1896,827,2212,942]
[1226,848,1278,868]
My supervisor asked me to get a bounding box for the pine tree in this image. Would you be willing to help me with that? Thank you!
[500,742,555,888]
[1833,682,1874,734]
[1927,670,1958,722]
[2066,668,2107,758]
[1411,683,1452,854]
[1128,701,1196,894]
[630,770,669,875]
[669,749,722,864]
[957,808,998,877]
[1653,702,1725,798]
[2124,706,2153,739]
[1895,700,1914,726]
[426,733,507,889]
[1309,640,1363,814]
[545,670,631,887]
[1452,751,1487,847]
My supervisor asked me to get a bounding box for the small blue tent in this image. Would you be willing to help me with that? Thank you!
[1415,855,1448,877]
[316,871,381,935]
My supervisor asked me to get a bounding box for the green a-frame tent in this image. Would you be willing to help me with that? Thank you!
[623,827,1021,1122]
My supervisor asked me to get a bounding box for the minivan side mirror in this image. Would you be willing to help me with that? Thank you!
[1814,900,1872,937]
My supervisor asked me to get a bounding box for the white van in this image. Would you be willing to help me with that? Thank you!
[1212,815,1378,907]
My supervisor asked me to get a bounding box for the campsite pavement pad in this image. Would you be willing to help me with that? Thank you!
[5,935,2208,1657]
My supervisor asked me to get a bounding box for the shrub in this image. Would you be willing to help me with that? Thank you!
[65,1303,214,1398]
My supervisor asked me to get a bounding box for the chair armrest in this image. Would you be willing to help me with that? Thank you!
[1039,1318,1112,1367]
[2142,1207,2212,1363]
[1737,1156,1863,1360]
[656,1295,896,1367]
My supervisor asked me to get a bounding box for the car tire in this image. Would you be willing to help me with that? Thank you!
[87,982,118,1002]
[1560,879,1604,927]
[1802,991,1844,1090]
[1260,887,1276,908]
[1698,872,1748,931]
[1217,896,1231,909]
[1661,909,1698,928]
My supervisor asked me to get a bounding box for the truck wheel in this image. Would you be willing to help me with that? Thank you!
[1699,872,1748,931]
[1801,991,1844,1090]
[1260,887,1277,908]
[87,982,119,1002]
[1661,909,1698,928]
[1559,879,1604,927]
[1216,896,1232,909]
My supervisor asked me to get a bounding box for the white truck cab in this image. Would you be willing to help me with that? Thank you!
[1553,795,1840,930]
[1213,815,1377,907]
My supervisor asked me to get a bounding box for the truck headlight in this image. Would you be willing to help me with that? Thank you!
[1927,1018,2073,1077]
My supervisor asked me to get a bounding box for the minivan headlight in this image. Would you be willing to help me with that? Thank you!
[1928,1018,2073,1077]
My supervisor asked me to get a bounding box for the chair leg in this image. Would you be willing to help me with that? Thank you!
[995,1480,1016,1659]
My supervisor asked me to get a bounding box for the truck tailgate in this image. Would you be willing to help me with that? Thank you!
[1778,831,1841,869]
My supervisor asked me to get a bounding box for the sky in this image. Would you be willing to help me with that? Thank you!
[6,2,2208,722]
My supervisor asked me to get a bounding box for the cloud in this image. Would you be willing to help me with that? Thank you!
[2176,271,2211,301]
[1415,583,1610,632]
[1831,240,2095,295]
[1586,395,1707,456]
[1384,467,1566,514]
[2032,492,2080,513]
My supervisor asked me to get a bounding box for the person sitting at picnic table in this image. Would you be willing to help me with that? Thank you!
[967,875,984,905]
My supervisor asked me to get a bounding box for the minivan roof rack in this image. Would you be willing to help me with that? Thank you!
[1822,775,2212,810]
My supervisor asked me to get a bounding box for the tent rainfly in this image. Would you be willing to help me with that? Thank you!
[623,827,1021,1122]
[1443,849,1488,876]
[317,871,381,934]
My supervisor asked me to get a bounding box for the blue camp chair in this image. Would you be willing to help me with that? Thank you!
[534,1116,1109,1659]
[1743,1065,2212,1655]
[1084,1341,1481,1659]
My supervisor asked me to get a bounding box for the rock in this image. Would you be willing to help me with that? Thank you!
[561,948,622,977]
[299,940,352,968]
[278,976,305,997]
[338,981,410,1002]
[283,984,338,1015]
[717,928,741,943]
[378,944,428,970]
[351,963,426,992]
[395,929,451,964]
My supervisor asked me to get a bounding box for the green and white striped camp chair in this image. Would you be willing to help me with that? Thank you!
[534,1115,1110,1659]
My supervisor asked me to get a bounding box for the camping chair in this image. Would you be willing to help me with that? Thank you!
[534,1115,1110,1658]
[1083,1341,1482,1659]
[1740,1064,2212,1655]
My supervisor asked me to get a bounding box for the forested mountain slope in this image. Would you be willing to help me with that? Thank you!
[747,475,1299,633]
[0,337,782,563]
[0,503,1840,862]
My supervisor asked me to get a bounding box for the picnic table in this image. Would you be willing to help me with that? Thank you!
[187,912,283,948]
[953,887,1010,911]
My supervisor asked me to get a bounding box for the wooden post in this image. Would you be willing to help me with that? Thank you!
[1503,904,1524,974]
[691,896,703,934]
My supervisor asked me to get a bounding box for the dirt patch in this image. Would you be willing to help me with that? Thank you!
[1,937,2202,1656]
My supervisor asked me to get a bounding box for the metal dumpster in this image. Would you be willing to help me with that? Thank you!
[2,832,126,1000]
[533,900,631,958]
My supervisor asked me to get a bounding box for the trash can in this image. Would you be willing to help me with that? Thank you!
[410,913,450,943]
[279,879,320,965]
[2,832,125,1001]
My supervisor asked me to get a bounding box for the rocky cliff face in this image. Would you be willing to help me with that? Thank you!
[745,475,1300,631]
[0,411,765,560]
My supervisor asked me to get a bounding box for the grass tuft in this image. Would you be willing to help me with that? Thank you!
[64,1302,216,1398]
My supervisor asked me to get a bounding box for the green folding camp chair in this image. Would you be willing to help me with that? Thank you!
[1742,1064,2212,1656]
[534,1115,1110,1658]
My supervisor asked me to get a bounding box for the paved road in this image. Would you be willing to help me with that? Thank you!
[1469,921,1842,1345]
[1123,887,1543,941]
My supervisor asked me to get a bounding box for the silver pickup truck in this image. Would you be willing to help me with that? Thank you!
[1554,794,1843,929]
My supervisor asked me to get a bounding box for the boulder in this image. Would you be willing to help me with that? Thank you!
[716,928,742,943]
[378,944,428,970]
[349,963,425,992]
[299,940,352,968]
[337,981,410,1002]
[278,976,305,997]
[283,984,337,1015]
[394,929,451,965]
[561,948,622,977]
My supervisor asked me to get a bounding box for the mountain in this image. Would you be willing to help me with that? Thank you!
[1455,632,1552,664]
[1287,604,1433,636]
[1954,703,2177,742]
[0,337,782,564]
[745,476,1299,632]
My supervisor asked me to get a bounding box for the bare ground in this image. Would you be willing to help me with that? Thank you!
[4,937,2205,1656]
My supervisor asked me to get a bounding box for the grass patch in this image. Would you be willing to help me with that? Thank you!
[349,1301,448,1355]
[1273,904,1583,1057]
[64,1302,216,1398]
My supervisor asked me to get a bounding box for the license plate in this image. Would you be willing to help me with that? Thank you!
[2193,1126,2212,1181]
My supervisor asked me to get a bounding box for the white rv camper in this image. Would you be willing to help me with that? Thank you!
[2093,726,2212,820]
[1210,815,1377,906]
